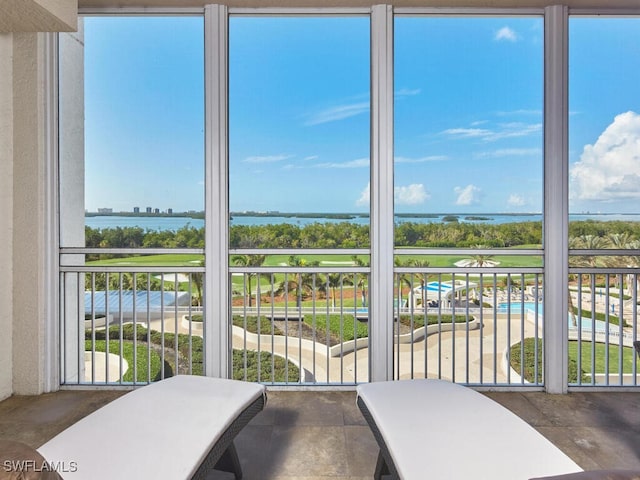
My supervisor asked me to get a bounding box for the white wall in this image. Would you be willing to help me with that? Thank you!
[0,33,14,401]
[11,33,47,395]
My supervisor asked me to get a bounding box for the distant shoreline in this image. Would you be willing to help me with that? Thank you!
[85,211,640,220]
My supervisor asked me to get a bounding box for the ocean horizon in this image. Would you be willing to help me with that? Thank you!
[84,212,640,232]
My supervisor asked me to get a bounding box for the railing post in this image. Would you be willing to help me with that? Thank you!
[370,4,395,382]
[544,5,569,394]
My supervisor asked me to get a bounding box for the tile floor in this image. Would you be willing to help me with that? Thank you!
[1,388,639,479]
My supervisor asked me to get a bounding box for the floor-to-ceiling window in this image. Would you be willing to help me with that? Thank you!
[58,15,205,385]
[568,15,640,386]
[228,14,372,384]
[393,14,545,384]
[56,6,640,390]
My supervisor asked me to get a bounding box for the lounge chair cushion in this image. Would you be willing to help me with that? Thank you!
[37,375,265,480]
[531,471,640,480]
[357,379,582,480]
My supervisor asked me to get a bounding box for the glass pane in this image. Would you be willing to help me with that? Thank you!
[394,17,543,258]
[229,16,371,249]
[569,18,640,253]
[59,16,205,249]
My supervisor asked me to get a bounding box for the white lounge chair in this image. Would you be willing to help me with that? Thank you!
[37,375,266,480]
[357,379,583,480]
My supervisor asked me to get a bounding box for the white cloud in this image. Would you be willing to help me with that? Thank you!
[244,154,294,163]
[317,158,369,169]
[355,182,430,207]
[303,155,319,161]
[395,88,421,97]
[395,155,448,164]
[454,184,482,206]
[442,127,492,138]
[495,26,518,42]
[571,111,640,201]
[356,183,370,207]
[442,123,541,142]
[507,194,526,207]
[304,102,369,126]
[475,148,541,159]
[395,184,430,205]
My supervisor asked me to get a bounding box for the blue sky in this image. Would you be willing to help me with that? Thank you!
[81,15,640,215]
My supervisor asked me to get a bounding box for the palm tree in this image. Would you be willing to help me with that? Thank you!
[276,256,318,309]
[325,273,353,311]
[466,244,496,267]
[410,258,431,309]
[605,232,634,293]
[627,240,640,298]
[231,254,266,307]
[192,259,205,307]
[568,235,609,327]
[351,255,369,307]
[394,257,412,311]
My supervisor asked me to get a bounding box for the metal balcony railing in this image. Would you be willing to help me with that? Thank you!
[59,250,640,388]
[568,270,640,387]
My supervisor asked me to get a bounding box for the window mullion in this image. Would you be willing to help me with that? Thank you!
[543,4,569,393]
[370,4,395,382]
[205,4,230,379]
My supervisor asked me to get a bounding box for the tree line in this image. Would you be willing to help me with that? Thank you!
[85,219,640,252]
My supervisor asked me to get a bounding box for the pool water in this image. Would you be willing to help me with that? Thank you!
[497,302,610,333]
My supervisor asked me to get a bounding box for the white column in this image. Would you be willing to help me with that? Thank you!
[205,4,230,378]
[12,32,58,394]
[58,22,85,386]
[543,5,569,394]
[370,4,395,382]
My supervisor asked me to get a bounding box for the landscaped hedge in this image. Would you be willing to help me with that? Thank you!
[86,323,299,382]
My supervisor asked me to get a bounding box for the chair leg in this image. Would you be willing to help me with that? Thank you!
[374,450,391,480]
[214,442,243,480]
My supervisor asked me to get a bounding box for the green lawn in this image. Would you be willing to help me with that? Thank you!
[510,338,640,384]
[87,251,542,308]
[87,253,203,267]
[88,250,543,270]
[569,340,640,374]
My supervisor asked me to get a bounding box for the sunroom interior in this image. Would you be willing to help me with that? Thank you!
[2,0,640,478]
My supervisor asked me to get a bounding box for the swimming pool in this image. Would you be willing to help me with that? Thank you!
[422,281,454,293]
[498,302,609,332]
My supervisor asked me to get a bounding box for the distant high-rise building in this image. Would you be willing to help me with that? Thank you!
[167,208,173,214]
[146,207,152,213]
[133,207,140,213]
[154,208,160,214]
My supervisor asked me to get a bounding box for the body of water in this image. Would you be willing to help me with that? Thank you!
[85,213,640,232]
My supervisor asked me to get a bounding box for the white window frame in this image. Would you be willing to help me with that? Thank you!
[50,3,640,391]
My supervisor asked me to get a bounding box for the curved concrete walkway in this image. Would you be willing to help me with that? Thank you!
[141,312,542,384]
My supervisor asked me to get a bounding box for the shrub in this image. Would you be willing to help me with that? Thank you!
[232,349,300,383]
